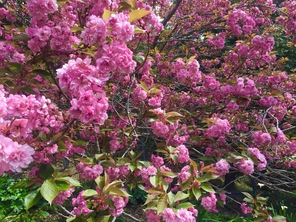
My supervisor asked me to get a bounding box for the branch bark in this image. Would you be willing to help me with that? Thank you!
[152,0,183,49]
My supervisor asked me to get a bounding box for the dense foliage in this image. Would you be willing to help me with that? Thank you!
[0,0,296,221]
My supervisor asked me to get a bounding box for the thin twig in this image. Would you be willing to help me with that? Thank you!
[123,212,142,222]
[152,0,183,48]
[59,205,74,217]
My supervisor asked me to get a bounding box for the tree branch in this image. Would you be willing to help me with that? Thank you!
[152,0,183,48]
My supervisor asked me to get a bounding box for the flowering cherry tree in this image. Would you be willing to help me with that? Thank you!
[0,0,296,221]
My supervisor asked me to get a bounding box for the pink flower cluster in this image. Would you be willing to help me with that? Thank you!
[162,207,197,222]
[0,135,34,175]
[95,40,136,75]
[284,141,296,157]
[219,193,227,205]
[32,144,57,164]
[219,76,258,100]
[207,32,226,49]
[277,0,296,43]
[227,9,256,36]
[0,85,63,138]
[89,187,129,217]
[53,186,74,205]
[252,131,271,146]
[141,166,157,184]
[204,118,231,138]
[201,192,218,213]
[72,191,90,216]
[173,145,190,164]
[81,15,107,45]
[259,96,278,107]
[146,210,161,222]
[178,165,191,183]
[203,76,220,90]
[55,141,85,160]
[214,159,230,176]
[57,57,109,124]
[108,13,134,42]
[137,2,164,35]
[109,195,129,217]
[106,164,130,180]
[234,158,254,175]
[0,42,25,66]
[248,35,275,67]
[81,12,134,46]
[241,202,252,214]
[174,59,202,85]
[233,77,258,98]
[133,85,148,103]
[26,0,58,21]
[248,148,267,171]
[77,162,103,180]
[151,121,170,138]
[151,154,164,168]
[26,21,79,53]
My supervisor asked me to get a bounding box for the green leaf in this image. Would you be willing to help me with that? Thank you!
[72,140,88,146]
[82,189,98,197]
[24,189,41,210]
[76,157,94,165]
[95,176,105,190]
[103,180,123,193]
[167,192,174,206]
[165,111,183,118]
[242,192,254,200]
[66,216,76,222]
[71,27,83,33]
[55,177,81,187]
[134,26,146,34]
[99,160,116,167]
[39,164,54,180]
[7,62,22,73]
[10,179,37,189]
[159,170,176,178]
[55,181,70,191]
[103,8,113,20]
[144,193,159,206]
[243,197,254,204]
[129,163,137,172]
[200,183,215,193]
[192,187,201,200]
[32,69,51,77]
[176,202,195,209]
[40,179,59,205]
[0,67,12,75]
[256,196,267,205]
[21,86,36,94]
[119,1,133,11]
[180,179,192,190]
[129,9,151,22]
[157,195,167,214]
[133,55,145,63]
[272,215,287,222]
[59,169,76,177]
[197,173,219,182]
[96,215,111,222]
[57,0,69,6]
[57,141,68,151]
[13,34,30,41]
[174,191,189,203]
[4,80,14,87]
[107,187,130,197]
[149,175,159,187]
